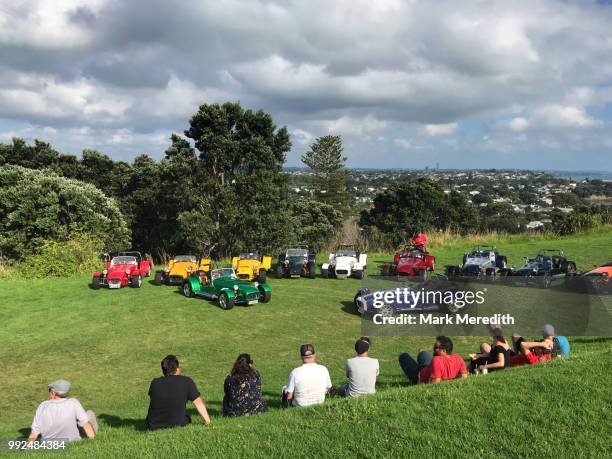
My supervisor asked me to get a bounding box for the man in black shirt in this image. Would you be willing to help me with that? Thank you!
[146,355,211,429]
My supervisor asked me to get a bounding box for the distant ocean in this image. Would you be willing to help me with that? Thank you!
[547,170,612,181]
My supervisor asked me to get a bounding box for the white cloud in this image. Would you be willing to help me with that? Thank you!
[508,117,529,132]
[1,0,612,168]
[326,115,387,136]
[393,138,428,150]
[534,105,601,128]
[420,123,457,136]
[291,128,314,146]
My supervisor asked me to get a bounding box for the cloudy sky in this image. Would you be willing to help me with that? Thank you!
[1,0,612,170]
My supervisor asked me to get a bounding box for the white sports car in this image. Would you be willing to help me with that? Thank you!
[321,245,367,279]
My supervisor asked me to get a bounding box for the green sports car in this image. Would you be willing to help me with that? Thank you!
[182,267,271,309]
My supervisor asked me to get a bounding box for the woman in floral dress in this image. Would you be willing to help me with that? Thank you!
[222,353,268,417]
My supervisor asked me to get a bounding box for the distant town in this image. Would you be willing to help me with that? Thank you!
[288,168,612,231]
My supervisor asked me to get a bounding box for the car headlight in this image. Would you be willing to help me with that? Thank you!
[126,269,131,276]
[254,282,259,288]
[233,285,239,292]
[187,266,193,272]
[103,269,108,275]
[165,267,170,272]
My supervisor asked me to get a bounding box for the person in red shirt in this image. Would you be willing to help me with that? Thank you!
[399,336,468,384]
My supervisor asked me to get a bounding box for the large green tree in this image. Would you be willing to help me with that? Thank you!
[290,197,343,252]
[359,178,476,245]
[181,102,293,256]
[301,135,351,215]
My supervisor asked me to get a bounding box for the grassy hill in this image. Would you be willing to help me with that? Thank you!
[0,227,610,458]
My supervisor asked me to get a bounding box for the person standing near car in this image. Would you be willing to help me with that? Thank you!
[145,355,210,429]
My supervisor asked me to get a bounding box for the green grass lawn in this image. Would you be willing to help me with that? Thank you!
[0,228,611,458]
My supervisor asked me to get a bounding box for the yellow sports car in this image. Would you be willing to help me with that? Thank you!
[232,251,272,282]
[154,255,212,285]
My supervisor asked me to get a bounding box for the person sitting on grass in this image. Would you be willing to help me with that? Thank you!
[223,353,268,417]
[470,330,512,373]
[282,344,332,407]
[509,324,570,366]
[28,380,97,442]
[340,337,379,397]
[399,336,468,384]
[145,355,210,429]
[469,342,492,371]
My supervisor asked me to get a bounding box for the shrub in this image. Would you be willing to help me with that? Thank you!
[19,232,102,278]
[0,165,130,260]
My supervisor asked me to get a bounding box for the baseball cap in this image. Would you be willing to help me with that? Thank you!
[300,344,315,358]
[355,337,371,354]
[48,380,70,395]
[542,324,555,336]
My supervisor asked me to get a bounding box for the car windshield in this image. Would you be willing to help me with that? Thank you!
[287,248,307,257]
[336,249,357,257]
[211,268,236,280]
[111,256,137,266]
[174,255,197,263]
[400,248,422,258]
[239,252,259,260]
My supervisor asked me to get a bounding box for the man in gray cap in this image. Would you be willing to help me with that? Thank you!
[27,380,97,442]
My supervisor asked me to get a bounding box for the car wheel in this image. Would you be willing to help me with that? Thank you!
[219,292,235,310]
[276,266,284,278]
[353,292,362,310]
[353,270,364,280]
[130,275,142,288]
[259,289,271,303]
[257,268,267,283]
[182,282,193,298]
[154,271,164,285]
[308,262,316,279]
[567,263,577,274]
[379,303,394,317]
[92,276,101,289]
[321,268,328,278]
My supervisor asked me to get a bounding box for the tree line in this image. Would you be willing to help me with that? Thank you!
[1,101,610,265]
[0,103,343,261]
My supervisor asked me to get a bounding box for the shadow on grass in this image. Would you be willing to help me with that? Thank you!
[98,414,147,432]
[187,400,223,418]
[260,391,284,410]
[340,301,360,316]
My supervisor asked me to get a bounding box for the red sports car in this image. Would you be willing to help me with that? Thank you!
[381,233,435,277]
[92,252,152,289]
